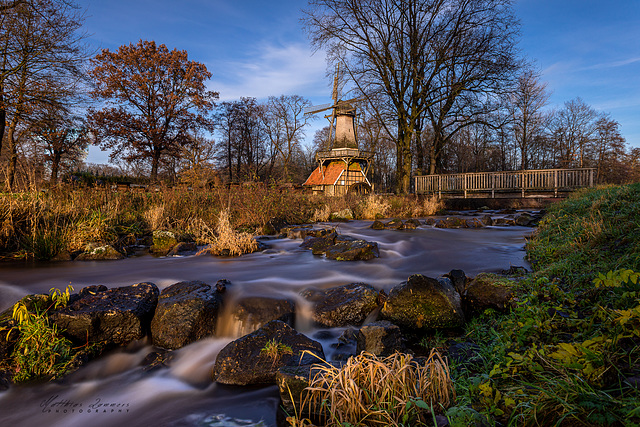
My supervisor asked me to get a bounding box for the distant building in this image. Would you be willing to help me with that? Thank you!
[303,73,373,196]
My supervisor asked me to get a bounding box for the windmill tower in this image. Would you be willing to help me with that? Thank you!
[303,65,373,196]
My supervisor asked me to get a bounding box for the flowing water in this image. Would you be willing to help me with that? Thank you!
[0,217,532,426]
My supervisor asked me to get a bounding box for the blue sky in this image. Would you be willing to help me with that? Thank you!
[79,0,640,163]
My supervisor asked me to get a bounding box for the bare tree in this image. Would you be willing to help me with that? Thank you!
[510,68,550,170]
[261,94,312,181]
[29,104,90,183]
[592,115,626,182]
[303,0,520,193]
[551,98,598,168]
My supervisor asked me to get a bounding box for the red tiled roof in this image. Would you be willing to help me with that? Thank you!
[304,162,346,186]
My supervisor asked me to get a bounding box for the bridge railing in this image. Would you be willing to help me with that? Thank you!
[414,168,595,198]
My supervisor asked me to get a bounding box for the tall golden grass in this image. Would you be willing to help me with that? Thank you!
[299,350,455,426]
[0,187,445,260]
[202,208,258,256]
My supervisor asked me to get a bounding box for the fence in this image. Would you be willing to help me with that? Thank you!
[414,168,595,198]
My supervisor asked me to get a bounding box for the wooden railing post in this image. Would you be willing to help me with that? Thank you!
[491,172,495,198]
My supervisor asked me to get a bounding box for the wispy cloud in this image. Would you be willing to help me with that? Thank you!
[581,57,640,71]
[212,43,328,102]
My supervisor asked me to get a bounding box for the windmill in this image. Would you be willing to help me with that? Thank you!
[304,64,360,149]
[302,64,374,196]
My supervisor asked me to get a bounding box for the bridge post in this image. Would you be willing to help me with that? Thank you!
[491,173,495,198]
[521,171,525,198]
[554,170,558,197]
[438,175,442,199]
[464,174,467,198]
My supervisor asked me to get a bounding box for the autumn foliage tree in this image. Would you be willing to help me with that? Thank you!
[87,40,218,181]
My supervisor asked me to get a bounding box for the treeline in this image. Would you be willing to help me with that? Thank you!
[0,0,638,193]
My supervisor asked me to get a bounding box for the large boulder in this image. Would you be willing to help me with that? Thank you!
[435,217,467,229]
[463,274,514,316]
[300,231,339,255]
[49,282,159,347]
[301,232,379,261]
[221,296,296,337]
[301,283,380,328]
[356,320,405,356]
[380,274,465,330]
[212,320,325,386]
[150,281,222,349]
[324,236,379,261]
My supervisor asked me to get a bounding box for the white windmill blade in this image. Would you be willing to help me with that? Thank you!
[304,103,334,115]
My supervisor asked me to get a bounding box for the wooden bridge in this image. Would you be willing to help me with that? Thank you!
[414,168,595,198]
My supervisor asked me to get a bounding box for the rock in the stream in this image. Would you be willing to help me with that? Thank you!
[444,269,469,296]
[356,320,405,356]
[222,296,296,337]
[49,282,159,347]
[150,280,222,349]
[74,244,124,261]
[380,274,465,330]
[329,208,354,221]
[463,274,514,316]
[166,241,198,256]
[301,283,379,328]
[212,320,325,386]
[151,230,178,255]
[301,232,379,261]
[435,217,468,229]
[324,235,379,261]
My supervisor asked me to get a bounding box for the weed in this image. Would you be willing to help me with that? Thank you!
[261,339,293,365]
[4,285,76,382]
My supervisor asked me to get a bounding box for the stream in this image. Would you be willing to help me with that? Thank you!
[0,217,532,426]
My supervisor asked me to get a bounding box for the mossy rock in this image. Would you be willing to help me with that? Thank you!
[380,274,465,330]
[151,230,178,254]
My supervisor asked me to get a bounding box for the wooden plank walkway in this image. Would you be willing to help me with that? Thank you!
[414,168,596,198]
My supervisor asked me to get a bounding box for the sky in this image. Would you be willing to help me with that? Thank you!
[78,0,640,164]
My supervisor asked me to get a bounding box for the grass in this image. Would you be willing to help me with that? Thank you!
[297,350,454,426]
[261,339,293,366]
[526,183,640,289]
[0,186,447,260]
[446,183,640,426]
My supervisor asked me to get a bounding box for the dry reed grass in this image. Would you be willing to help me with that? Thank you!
[205,208,258,256]
[143,204,166,231]
[360,195,391,220]
[413,195,444,217]
[299,350,455,426]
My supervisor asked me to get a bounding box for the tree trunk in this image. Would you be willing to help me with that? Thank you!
[151,151,160,181]
[7,125,17,190]
[50,151,61,183]
[395,125,413,194]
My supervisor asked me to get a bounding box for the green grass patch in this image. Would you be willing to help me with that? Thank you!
[449,184,640,426]
[526,183,640,289]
